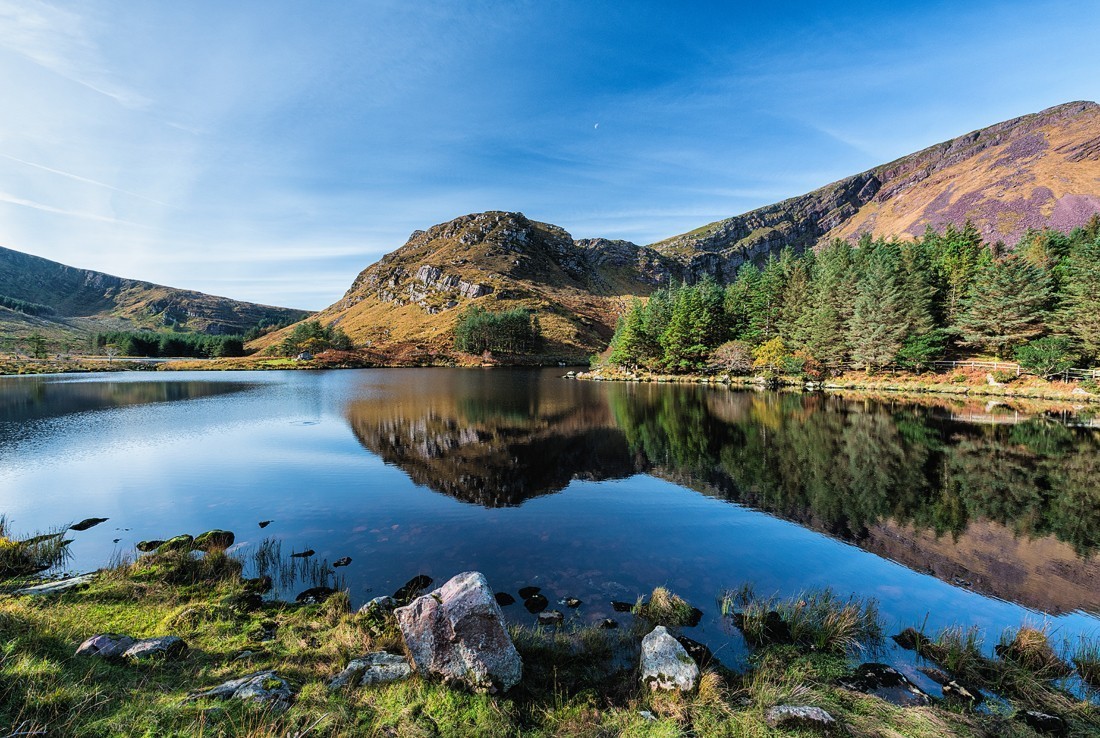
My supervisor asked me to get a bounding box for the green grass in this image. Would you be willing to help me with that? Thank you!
[2,553,1099,736]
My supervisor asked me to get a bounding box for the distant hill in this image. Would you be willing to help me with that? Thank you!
[253,211,679,360]
[264,102,1100,361]
[652,100,1100,280]
[0,245,310,349]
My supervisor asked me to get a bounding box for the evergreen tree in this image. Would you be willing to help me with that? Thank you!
[1059,237,1100,360]
[805,240,855,374]
[933,221,987,323]
[777,252,815,349]
[608,299,647,368]
[955,256,1051,358]
[848,247,908,371]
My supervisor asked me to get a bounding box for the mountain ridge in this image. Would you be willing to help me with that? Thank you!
[0,245,311,346]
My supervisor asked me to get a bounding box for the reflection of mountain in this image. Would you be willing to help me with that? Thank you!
[345,371,638,505]
[344,372,1100,614]
[0,377,256,426]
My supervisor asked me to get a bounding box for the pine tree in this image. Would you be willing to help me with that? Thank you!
[848,247,908,371]
[955,256,1051,358]
[724,264,760,341]
[778,253,815,349]
[1059,237,1100,360]
[608,298,647,368]
[934,221,987,323]
[805,240,855,374]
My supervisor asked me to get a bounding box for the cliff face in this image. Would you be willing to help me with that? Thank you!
[651,101,1100,279]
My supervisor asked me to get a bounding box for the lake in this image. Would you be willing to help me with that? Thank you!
[2,367,1099,675]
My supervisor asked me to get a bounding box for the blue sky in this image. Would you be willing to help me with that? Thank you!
[1,1,1098,310]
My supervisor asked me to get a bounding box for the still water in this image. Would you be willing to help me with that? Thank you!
[2,368,1099,670]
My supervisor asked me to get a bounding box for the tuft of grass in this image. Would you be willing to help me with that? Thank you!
[633,587,699,628]
[933,625,985,679]
[722,587,882,655]
[1073,636,1100,690]
[0,516,71,580]
[996,625,1070,678]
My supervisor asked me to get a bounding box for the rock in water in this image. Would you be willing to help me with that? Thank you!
[70,517,108,531]
[518,586,541,599]
[395,571,522,693]
[136,540,164,553]
[640,626,699,692]
[258,520,272,528]
[333,557,352,567]
[523,593,549,614]
[190,671,293,710]
[328,652,412,689]
[290,549,314,559]
[494,592,516,607]
[393,574,434,604]
[123,636,188,662]
[76,633,135,660]
[765,705,837,731]
[611,600,634,613]
[193,530,235,551]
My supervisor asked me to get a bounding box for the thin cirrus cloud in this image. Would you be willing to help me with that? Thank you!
[0,1,1096,310]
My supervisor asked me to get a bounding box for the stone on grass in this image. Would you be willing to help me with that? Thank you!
[190,671,293,710]
[136,540,164,553]
[537,610,564,626]
[640,625,699,692]
[156,535,194,554]
[358,595,397,616]
[395,571,522,693]
[765,705,837,732]
[1020,710,1067,736]
[14,572,97,596]
[839,663,930,707]
[193,530,235,551]
[76,633,135,660]
[328,652,411,689]
[123,636,188,662]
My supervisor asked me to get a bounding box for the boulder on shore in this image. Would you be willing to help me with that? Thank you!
[190,670,293,710]
[640,626,699,692]
[395,571,522,693]
[123,636,188,662]
[765,705,837,732]
[193,530,235,551]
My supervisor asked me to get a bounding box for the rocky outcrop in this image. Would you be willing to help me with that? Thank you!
[640,626,699,692]
[765,705,837,732]
[395,571,522,693]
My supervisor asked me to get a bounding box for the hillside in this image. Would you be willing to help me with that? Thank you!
[651,100,1100,279]
[266,102,1100,362]
[254,212,679,359]
[0,245,310,349]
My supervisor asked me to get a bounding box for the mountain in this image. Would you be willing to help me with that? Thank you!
[652,100,1100,280]
[263,101,1100,360]
[253,211,678,359]
[0,245,310,346]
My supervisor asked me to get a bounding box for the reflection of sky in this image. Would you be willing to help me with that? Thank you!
[2,369,1099,675]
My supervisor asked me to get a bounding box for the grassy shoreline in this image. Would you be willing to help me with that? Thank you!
[577,366,1100,405]
[1,536,1098,736]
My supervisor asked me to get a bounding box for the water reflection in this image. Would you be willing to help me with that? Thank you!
[347,378,1100,615]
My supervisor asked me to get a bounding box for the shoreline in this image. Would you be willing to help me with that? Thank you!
[575,367,1100,405]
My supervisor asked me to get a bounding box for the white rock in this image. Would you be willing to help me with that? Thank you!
[329,652,411,689]
[640,626,699,692]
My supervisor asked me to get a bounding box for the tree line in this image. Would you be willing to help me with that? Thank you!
[276,320,353,356]
[0,294,55,317]
[454,307,543,355]
[92,331,245,358]
[606,217,1100,378]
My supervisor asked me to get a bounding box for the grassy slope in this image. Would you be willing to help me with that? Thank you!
[0,246,311,346]
[649,101,1100,260]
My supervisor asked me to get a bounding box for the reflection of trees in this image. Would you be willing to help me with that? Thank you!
[608,387,1100,556]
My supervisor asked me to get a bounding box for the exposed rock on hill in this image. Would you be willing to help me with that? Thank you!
[264,211,678,359]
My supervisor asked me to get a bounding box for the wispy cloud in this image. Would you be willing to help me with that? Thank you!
[0,154,172,206]
[0,191,152,228]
